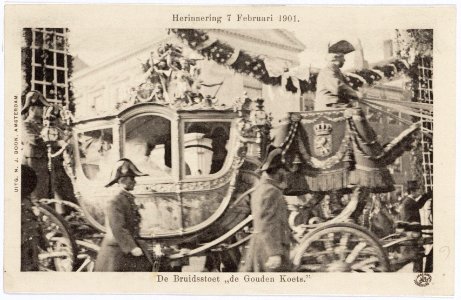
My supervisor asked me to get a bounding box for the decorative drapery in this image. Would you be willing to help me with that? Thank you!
[272,108,418,195]
[170,29,409,95]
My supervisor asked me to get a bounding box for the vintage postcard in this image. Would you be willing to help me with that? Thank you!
[3,4,456,296]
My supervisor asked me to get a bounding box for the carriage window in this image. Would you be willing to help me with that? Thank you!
[183,121,231,177]
[79,128,117,182]
[124,115,172,179]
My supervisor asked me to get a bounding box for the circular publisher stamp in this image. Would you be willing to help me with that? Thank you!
[414,273,432,287]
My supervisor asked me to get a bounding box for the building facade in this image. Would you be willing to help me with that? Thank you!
[72,29,306,122]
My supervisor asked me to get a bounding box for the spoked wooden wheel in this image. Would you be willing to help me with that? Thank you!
[292,223,390,272]
[35,204,77,272]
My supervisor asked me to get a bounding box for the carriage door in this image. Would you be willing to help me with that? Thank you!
[123,114,181,234]
[180,120,232,229]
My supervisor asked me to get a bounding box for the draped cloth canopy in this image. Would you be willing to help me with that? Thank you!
[272,107,419,195]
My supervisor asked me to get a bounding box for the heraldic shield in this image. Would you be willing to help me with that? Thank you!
[272,107,419,196]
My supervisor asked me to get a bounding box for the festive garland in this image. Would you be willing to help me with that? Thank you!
[170,28,409,94]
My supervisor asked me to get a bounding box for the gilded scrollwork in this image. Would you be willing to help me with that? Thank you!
[179,161,237,192]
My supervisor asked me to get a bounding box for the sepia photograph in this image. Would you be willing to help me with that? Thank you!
[3,4,456,295]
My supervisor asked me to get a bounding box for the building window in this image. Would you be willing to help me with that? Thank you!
[30,28,69,105]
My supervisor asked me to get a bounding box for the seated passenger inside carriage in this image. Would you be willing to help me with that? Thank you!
[125,141,172,178]
[124,115,173,179]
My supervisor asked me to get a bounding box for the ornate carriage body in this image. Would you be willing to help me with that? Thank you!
[71,102,264,250]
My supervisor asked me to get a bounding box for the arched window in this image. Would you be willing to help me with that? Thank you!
[124,115,172,179]
[79,128,116,182]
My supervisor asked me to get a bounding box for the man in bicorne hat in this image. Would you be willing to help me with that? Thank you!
[315,40,363,110]
[95,159,152,272]
[242,147,291,272]
[21,90,52,200]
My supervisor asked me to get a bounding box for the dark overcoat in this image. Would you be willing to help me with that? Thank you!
[22,120,49,200]
[399,195,427,224]
[94,188,151,272]
[22,120,77,203]
[398,194,431,272]
[242,174,291,272]
[21,195,41,271]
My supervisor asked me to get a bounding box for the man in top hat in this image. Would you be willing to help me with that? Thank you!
[94,159,152,272]
[242,147,291,272]
[315,40,363,110]
[21,90,52,200]
[399,181,431,224]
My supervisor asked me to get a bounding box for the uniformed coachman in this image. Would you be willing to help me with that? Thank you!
[315,40,364,110]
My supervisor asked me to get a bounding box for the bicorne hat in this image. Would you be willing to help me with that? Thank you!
[328,40,355,55]
[21,90,51,115]
[105,158,148,187]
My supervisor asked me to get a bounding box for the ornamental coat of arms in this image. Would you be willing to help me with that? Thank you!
[313,121,333,157]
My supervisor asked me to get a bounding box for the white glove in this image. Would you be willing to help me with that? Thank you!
[130,247,143,257]
[265,255,282,270]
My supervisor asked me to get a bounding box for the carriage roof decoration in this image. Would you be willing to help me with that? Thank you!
[117,42,233,112]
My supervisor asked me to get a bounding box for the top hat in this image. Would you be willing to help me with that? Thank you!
[406,180,419,192]
[328,40,355,55]
[260,146,285,172]
[21,90,52,115]
[105,158,148,187]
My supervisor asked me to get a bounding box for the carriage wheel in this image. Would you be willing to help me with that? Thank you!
[292,223,390,272]
[74,239,101,272]
[35,204,77,272]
